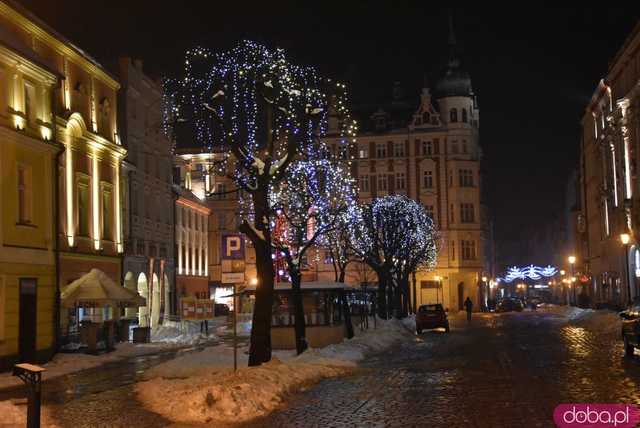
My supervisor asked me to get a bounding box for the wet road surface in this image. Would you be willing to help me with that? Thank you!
[6,310,640,427]
[253,310,640,427]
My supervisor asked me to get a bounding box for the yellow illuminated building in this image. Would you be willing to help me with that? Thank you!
[0,1,126,369]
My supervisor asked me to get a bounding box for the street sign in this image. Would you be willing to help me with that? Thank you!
[221,272,245,284]
[222,233,245,260]
[180,298,214,320]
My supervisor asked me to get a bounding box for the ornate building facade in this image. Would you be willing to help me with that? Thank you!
[118,58,175,327]
[575,22,640,308]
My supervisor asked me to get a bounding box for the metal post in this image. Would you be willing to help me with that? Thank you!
[13,364,45,428]
[624,244,632,306]
[233,282,237,372]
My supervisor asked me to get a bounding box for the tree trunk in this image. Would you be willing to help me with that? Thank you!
[248,236,275,365]
[400,275,409,318]
[246,189,275,367]
[339,290,354,339]
[290,268,308,355]
[338,269,346,283]
[376,271,388,319]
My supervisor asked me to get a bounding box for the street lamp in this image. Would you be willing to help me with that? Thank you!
[621,233,632,305]
[568,256,576,305]
[434,275,442,305]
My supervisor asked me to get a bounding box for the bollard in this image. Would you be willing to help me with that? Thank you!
[13,363,46,428]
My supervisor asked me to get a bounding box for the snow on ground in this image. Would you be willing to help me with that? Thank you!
[0,401,61,428]
[216,320,252,337]
[0,319,227,391]
[151,320,219,345]
[539,304,621,335]
[135,317,410,425]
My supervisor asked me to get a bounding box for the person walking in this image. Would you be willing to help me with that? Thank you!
[464,297,473,323]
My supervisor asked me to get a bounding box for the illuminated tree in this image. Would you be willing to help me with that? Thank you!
[272,159,357,353]
[166,41,354,365]
[350,195,438,318]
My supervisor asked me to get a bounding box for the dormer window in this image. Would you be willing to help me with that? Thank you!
[376,117,386,130]
[422,112,430,123]
[450,108,458,123]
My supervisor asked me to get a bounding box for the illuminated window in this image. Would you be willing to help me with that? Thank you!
[358,147,368,159]
[17,164,32,224]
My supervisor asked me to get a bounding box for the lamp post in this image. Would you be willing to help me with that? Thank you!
[568,256,576,306]
[481,276,488,312]
[434,275,442,305]
[560,269,566,305]
[621,233,632,306]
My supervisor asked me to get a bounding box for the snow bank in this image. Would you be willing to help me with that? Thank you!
[136,318,410,424]
[216,320,252,337]
[539,304,621,335]
[151,320,218,345]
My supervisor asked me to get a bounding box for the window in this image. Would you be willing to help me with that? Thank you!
[393,142,405,157]
[23,82,36,125]
[218,213,226,231]
[359,175,370,192]
[451,241,455,260]
[451,140,459,154]
[433,138,439,153]
[377,174,388,192]
[420,280,439,289]
[462,140,468,154]
[77,183,90,237]
[376,143,387,158]
[459,169,474,187]
[422,112,430,124]
[461,240,476,260]
[102,190,112,240]
[425,205,434,220]
[395,173,406,190]
[17,164,32,224]
[462,108,468,123]
[450,204,454,223]
[423,170,433,189]
[358,147,369,159]
[450,108,458,123]
[460,203,475,223]
[216,182,226,200]
[422,140,433,156]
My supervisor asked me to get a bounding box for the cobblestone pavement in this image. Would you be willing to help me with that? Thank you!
[251,310,640,428]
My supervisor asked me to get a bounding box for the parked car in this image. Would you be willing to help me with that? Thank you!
[495,298,524,313]
[215,303,230,316]
[416,304,450,334]
[620,301,640,356]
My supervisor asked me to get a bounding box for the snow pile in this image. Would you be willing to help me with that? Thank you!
[151,320,217,345]
[539,304,621,335]
[136,318,410,424]
[401,314,416,332]
[216,320,252,337]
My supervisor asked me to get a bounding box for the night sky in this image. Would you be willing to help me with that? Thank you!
[16,1,640,268]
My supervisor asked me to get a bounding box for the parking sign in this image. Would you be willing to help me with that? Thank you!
[222,233,245,260]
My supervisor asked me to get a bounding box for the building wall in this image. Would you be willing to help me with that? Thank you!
[577,22,640,308]
[0,11,59,369]
[176,194,210,298]
[118,58,175,321]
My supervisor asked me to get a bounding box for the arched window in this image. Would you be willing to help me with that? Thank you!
[450,108,458,123]
[462,108,468,123]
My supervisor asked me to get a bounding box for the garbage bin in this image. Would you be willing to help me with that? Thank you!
[132,326,150,343]
[118,319,131,342]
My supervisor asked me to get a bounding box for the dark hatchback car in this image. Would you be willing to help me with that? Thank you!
[495,298,524,313]
[620,301,640,356]
[416,304,450,334]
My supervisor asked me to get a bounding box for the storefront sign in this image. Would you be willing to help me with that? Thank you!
[221,272,245,284]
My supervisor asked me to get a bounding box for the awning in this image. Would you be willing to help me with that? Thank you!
[61,269,146,308]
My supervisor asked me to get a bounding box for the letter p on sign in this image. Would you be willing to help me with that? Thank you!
[222,233,245,260]
[226,237,241,257]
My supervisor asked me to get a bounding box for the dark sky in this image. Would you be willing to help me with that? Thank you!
[17,1,640,267]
